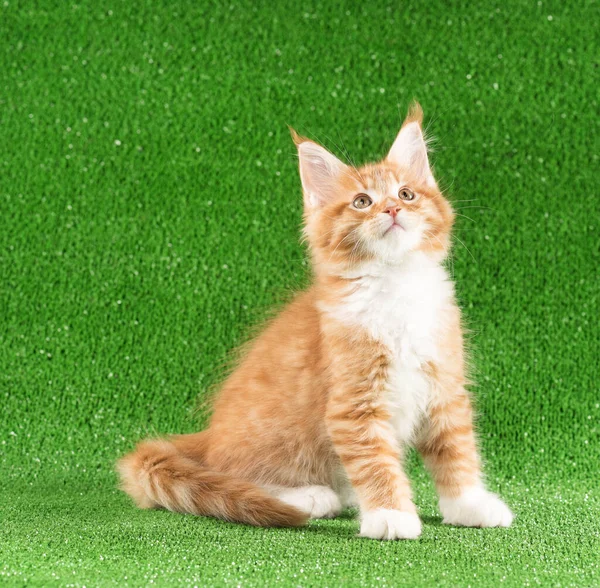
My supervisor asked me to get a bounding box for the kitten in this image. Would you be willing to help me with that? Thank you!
[117,103,514,540]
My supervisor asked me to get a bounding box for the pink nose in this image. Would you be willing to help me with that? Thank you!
[384,205,401,218]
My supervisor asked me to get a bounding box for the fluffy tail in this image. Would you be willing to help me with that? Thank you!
[116,436,308,528]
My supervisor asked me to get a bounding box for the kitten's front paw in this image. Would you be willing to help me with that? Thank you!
[360,508,422,540]
[439,486,514,528]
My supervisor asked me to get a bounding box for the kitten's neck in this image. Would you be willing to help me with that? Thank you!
[314,250,454,328]
[315,250,443,286]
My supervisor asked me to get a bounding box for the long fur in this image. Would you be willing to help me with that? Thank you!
[117,103,513,538]
[117,436,308,527]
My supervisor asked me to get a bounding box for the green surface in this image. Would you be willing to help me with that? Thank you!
[1,0,598,586]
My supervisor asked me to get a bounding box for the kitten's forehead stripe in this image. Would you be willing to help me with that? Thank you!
[376,169,388,193]
[359,166,402,198]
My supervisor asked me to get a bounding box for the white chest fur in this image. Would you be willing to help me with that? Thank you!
[330,252,455,444]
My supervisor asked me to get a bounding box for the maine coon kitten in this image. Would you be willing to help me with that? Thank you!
[117,103,514,540]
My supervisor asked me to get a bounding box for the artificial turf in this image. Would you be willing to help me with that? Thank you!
[1,0,598,585]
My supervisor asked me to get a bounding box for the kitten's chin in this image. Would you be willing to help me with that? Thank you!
[369,233,419,264]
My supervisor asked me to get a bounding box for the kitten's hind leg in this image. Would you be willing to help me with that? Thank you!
[268,485,342,519]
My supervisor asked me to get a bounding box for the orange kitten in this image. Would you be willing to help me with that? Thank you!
[117,103,514,540]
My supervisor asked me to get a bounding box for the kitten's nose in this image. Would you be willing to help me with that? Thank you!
[384,205,401,218]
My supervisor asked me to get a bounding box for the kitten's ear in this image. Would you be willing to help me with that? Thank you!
[387,102,435,187]
[290,128,348,209]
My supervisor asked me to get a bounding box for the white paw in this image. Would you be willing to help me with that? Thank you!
[276,486,342,519]
[360,508,422,540]
[439,486,514,528]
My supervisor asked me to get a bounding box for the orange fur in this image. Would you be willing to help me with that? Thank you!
[117,103,512,537]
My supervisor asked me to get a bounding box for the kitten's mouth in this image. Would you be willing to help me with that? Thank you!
[384,220,405,235]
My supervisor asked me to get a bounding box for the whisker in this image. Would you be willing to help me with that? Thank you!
[438,175,456,193]
[327,227,359,263]
[347,240,366,269]
[424,230,454,279]
[316,132,366,185]
[454,205,496,212]
[317,212,346,224]
[454,212,477,224]
[335,132,362,173]
[320,132,354,165]
[316,223,343,238]
[453,234,478,264]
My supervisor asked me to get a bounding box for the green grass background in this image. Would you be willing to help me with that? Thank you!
[1,0,598,585]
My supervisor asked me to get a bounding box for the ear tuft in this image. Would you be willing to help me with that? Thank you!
[404,101,424,127]
[288,126,306,147]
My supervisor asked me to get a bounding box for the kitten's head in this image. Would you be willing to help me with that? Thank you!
[293,103,454,273]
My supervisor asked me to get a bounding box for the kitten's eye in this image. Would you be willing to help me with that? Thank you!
[398,188,417,202]
[353,194,373,209]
